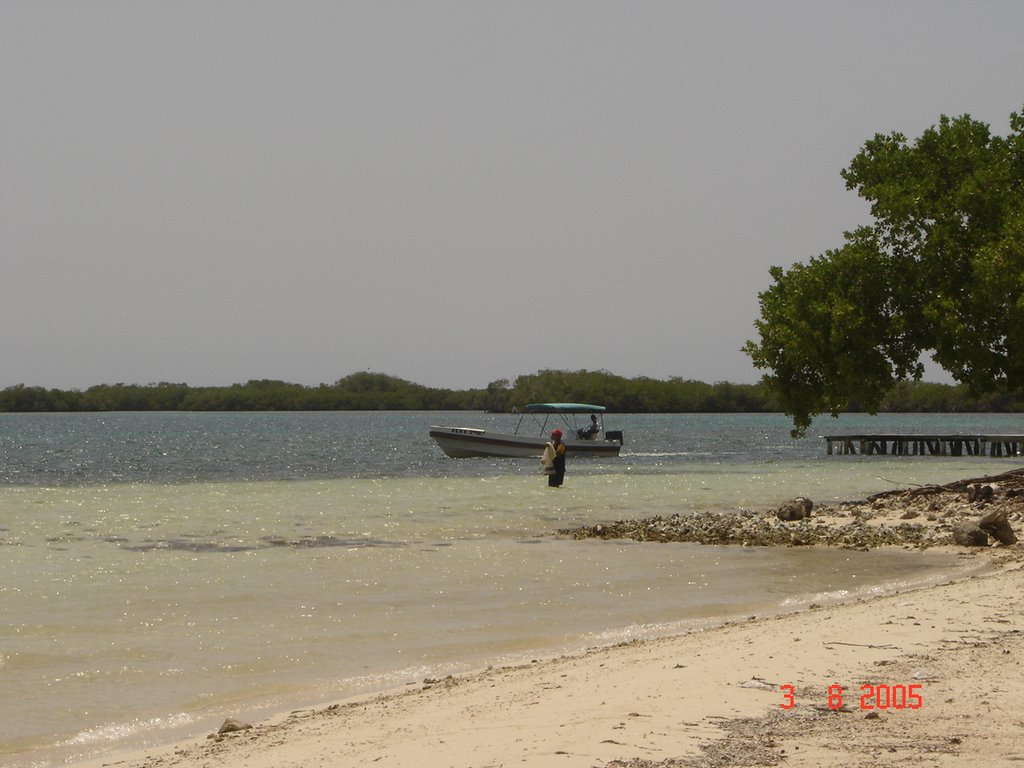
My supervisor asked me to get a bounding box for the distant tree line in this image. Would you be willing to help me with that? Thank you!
[0,369,1020,414]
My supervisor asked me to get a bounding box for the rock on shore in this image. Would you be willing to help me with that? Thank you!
[559,468,1024,550]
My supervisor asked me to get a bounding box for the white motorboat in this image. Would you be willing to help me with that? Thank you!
[429,403,623,458]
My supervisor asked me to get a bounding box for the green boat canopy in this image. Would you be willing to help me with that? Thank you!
[523,403,606,414]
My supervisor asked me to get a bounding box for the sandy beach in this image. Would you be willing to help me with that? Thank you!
[78,475,1024,768]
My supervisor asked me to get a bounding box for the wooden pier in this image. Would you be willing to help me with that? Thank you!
[824,434,1024,458]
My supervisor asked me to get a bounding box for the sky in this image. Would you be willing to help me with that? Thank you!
[2,1,1022,391]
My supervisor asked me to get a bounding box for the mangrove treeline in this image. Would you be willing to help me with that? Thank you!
[1,370,1021,415]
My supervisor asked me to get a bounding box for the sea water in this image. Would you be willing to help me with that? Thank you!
[1,411,1019,767]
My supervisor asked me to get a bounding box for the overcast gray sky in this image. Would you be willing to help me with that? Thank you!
[2,1,1022,391]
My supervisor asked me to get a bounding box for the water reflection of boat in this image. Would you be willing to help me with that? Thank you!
[429,403,623,458]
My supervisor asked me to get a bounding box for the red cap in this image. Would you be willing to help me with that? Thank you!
[551,429,562,438]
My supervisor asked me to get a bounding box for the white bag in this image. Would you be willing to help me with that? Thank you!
[540,443,556,474]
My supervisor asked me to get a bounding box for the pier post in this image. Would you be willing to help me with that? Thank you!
[825,433,1024,459]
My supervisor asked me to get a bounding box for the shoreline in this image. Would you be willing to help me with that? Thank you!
[75,551,1022,768]
[71,473,1024,768]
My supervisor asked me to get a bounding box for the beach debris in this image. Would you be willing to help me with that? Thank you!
[216,718,252,735]
[967,484,995,503]
[822,641,899,650]
[559,509,941,549]
[558,468,1024,551]
[952,520,989,547]
[738,676,777,690]
[978,508,1017,545]
[422,675,456,689]
[775,497,813,521]
[812,703,853,713]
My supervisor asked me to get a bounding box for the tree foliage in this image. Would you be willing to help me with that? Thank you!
[0,370,781,413]
[1,369,1017,415]
[745,107,1024,435]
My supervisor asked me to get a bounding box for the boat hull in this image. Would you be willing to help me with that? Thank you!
[429,426,622,458]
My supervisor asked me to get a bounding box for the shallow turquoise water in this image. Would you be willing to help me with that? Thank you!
[0,411,1017,766]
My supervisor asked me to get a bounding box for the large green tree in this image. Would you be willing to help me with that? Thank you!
[745,107,1024,435]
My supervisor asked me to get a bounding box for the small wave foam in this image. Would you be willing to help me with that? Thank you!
[778,572,972,610]
[779,589,853,607]
[623,451,705,458]
[63,712,195,747]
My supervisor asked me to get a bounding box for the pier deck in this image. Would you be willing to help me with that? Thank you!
[824,434,1024,457]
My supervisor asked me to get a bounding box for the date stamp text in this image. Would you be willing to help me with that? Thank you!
[780,684,923,710]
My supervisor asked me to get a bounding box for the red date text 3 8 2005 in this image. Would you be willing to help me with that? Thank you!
[780,684,923,710]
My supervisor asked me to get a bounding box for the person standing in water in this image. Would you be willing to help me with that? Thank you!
[544,429,566,487]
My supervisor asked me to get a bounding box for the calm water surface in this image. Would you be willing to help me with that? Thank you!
[1,411,1019,767]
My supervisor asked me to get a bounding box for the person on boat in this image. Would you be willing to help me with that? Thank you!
[546,429,566,487]
[578,414,600,440]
